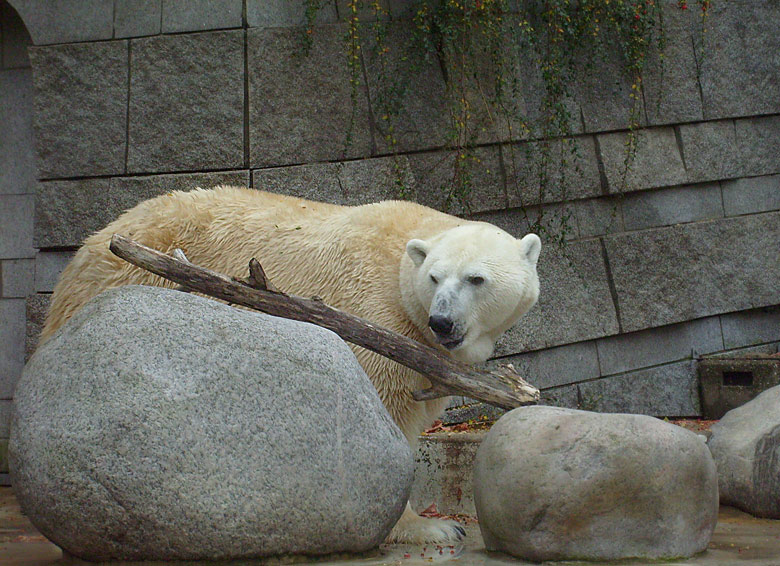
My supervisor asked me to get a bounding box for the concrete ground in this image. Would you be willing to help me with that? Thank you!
[2,487,779,566]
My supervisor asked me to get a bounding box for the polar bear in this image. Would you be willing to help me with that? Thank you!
[40,186,541,544]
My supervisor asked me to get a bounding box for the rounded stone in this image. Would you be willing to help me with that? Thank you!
[10,285,412,562]
[708,384,780,518]
[473,406,718,562]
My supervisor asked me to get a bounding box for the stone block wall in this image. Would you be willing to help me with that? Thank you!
[1,0,779,482]
[0,0,33,485]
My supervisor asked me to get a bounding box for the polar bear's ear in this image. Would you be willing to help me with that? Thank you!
[518,233,541,266]
[406,239,430,267]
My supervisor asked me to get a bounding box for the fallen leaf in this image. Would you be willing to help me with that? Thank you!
[420,503,440,517]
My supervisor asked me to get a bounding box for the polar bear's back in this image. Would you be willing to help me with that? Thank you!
[40,186,460,345]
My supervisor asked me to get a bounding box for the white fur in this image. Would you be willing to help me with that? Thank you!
[400,224,540,364]
[40,186,541,544]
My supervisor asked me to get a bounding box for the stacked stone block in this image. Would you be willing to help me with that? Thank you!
[0,0,33,485]
[1,0,779,486]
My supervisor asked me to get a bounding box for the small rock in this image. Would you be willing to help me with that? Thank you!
[10,286,412,562]
[708,385,780,518]
[473,406,718,562]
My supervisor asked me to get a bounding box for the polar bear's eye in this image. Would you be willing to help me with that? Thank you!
[468,276,485,286]
[430,274,438,284]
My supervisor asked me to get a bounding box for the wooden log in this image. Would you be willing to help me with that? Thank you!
[109,234,540,410]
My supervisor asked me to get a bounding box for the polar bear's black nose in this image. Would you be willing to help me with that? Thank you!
[429,315,454,335]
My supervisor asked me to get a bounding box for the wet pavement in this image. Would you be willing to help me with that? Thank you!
[2,487,779,565]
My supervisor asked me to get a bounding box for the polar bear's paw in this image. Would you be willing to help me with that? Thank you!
[386,503,466,544]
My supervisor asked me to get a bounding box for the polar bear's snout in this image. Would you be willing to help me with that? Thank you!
[428,314,464,349]
[428,315,453,335]
[427,286,467,349]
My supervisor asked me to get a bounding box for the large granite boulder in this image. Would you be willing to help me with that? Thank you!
[473,406,718,562]
[708,385,780,518]
[10,285,412,562]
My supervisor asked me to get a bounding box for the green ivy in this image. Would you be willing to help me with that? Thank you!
[303,0,711,245]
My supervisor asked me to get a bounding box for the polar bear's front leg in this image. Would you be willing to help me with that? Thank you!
[382,394,465,544]
[386,502,466,544]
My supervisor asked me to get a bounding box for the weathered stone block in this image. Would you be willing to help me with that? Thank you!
[471,202,579,242]
[253,156,414,206]
[0,69,35,195]
[577,360,700,417]
[406,147,506,215]
[505,136,602,207]
[361,23,450,154]
[598,128,686,193]
[24,293,49,362]
[34,251,73,293]
[114,0,161,38]
[111,170,249,195]
[722,175,780,216]
[621,183,724,231]
[0,439,7,474]
[696,2,780,119]
[539,384,578,410]
[161,0,242,33]
[711,344,780,358]
[0,401,10,436]
[0,298,25,399]
[253,163,339,202]
[248,25,372,167]
[494,238,618,353]
[128,31,244,173]
[335,0,397,22]
[490,340,600,390]
[1,1,31,68]
[573,49,645,133]
[474,407,717,561]
[30,41,128,178]
[246,0,337,27]
[642,5,703,125]
[0,357,24,400]
[729,344,780,357]
[35,178,110,249]
[434,23,581,146]
[575,197,623,239]
[9,0,113,45]
[604,213,780,332]
[678,120,742,183]
[699,355,780,420]
[36,172,248,248]
[596,317,723,377]
[720,306,780,350]
[0,194,34,259]
[0,258,34,298]
[735,115,780,178]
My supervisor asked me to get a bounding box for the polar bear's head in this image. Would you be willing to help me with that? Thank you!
[401,224,541,364]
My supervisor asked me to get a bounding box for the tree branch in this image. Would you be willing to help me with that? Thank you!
[109,234,540,410]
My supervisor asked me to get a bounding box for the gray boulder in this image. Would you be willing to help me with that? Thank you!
[708,385,780,518]
[10,285,412,562]
[473,406,718,562]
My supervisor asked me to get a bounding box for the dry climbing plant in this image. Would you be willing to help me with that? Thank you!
[303,0,711,248]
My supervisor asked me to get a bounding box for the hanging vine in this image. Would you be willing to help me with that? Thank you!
[303,0,711,246]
